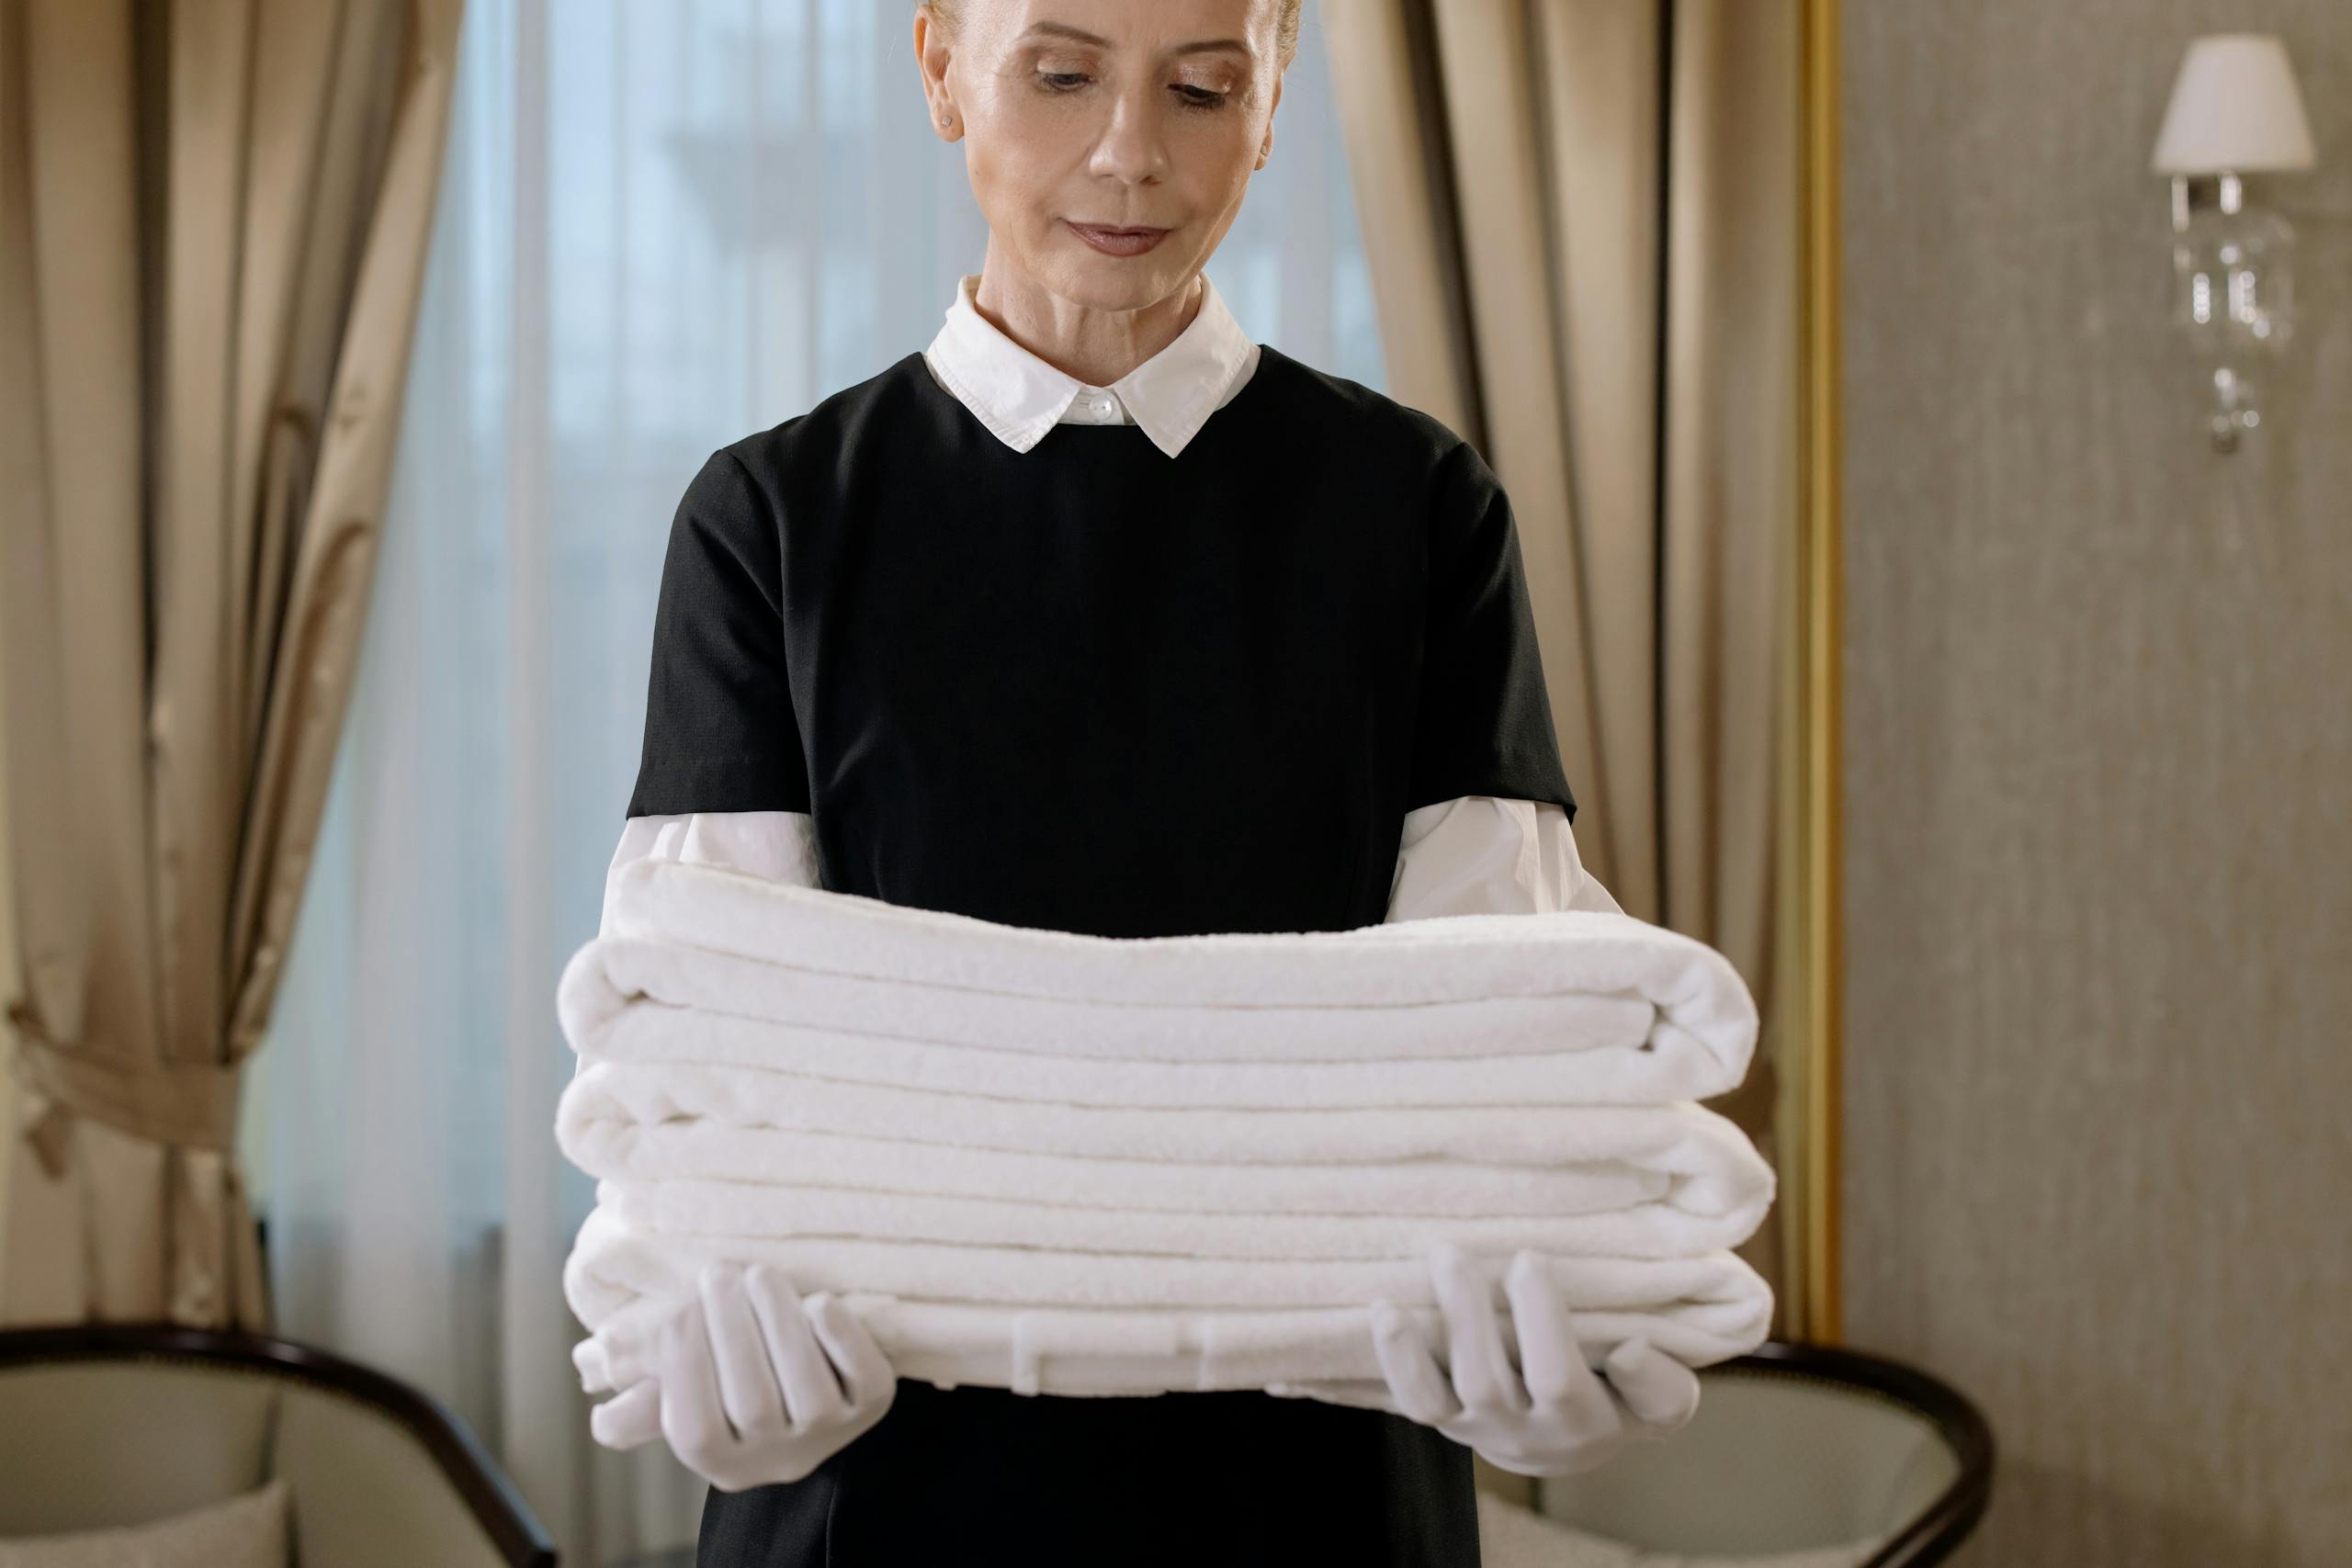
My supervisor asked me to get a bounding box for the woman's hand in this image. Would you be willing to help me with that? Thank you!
[1275,1242,1702,1477]
[586,1260,898,1491]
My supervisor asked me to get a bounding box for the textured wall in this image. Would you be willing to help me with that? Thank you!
[1841,4,2352,1564]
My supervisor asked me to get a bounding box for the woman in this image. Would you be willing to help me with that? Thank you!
[592,2,1701,1562]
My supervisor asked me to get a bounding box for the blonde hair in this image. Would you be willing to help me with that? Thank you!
[920,0,1303,69]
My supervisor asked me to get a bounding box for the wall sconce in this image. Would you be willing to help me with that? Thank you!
[2151,34,2316,454]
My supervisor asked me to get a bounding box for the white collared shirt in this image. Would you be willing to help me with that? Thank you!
[605,272,1621,935]
[921,271,1260,458]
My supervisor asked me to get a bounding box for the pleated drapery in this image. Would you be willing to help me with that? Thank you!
[0,0,464,1330]
[1321,0,1800,1346]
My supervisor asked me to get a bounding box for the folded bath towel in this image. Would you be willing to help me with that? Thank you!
[571,855,1758,1100]
[557,1070,1772,1245]
[566,1205,1774,1401]
[565,1119,1677,1218]
[592,1156,1764,1262]
[571,980,1726,1109]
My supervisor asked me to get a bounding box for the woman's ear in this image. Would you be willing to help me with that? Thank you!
[914,7,957,141]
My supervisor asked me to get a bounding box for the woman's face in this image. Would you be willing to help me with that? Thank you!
[922,0,1283,310]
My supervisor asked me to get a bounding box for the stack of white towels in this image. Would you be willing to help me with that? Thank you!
[558,855,1776,1411]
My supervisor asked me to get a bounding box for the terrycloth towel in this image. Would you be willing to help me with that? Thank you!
[572,855,1759,1099]
[557,1067,1773,1250]
[590,1145,1763,1259]
[566,1205,1774,1401]
[566,1119,1676,1217]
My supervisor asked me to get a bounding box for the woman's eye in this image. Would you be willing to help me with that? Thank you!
[1032,71,1227,111]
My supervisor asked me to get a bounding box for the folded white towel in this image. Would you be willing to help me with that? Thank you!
[566,1119,1676,1217]
[573,856,1758,1099]
[594,1137,1764,1258]
[550,1062,1769,1213]
[571,973,1724,1109]
[566,1206,1774,1401]
[557,1068,1771,1242]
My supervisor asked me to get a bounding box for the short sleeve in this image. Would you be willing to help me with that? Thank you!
[624,448,812,818]
[1405,439,1578,822]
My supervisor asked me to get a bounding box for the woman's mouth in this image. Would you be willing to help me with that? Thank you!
[1067,221,1169,257]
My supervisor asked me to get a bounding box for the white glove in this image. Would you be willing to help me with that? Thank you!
[1272,1242,1702,1477]
[584,1260,898,1491]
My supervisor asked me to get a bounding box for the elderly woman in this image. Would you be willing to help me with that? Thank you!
[592,2,1701,1562]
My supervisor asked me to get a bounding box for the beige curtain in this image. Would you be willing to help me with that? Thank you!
[1323,0,1799,1336]
[0,0,463,1330]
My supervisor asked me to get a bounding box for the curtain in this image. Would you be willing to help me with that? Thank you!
[0,0,463,1331]
[1322,0,1800,1365]
[243,3,1387,1562]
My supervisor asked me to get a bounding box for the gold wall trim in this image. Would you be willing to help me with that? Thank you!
[1792,0,1844,1344]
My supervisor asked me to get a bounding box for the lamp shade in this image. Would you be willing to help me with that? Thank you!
[2151,34,2317,175]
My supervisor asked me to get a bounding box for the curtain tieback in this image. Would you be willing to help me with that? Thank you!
[6,1013,244,1179]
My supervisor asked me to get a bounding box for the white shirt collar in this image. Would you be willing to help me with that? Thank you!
[922,271,1259,459]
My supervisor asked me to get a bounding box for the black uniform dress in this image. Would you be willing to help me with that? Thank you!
[626,341,1577,1568]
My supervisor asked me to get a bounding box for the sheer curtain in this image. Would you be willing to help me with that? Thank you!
[243,3,1383,1562]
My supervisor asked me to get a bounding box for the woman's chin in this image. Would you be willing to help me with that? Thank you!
[1049,243,1189,303]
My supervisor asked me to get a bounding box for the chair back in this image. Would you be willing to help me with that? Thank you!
[1536,1339,1994,1566]
[0,1324,555,1568]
